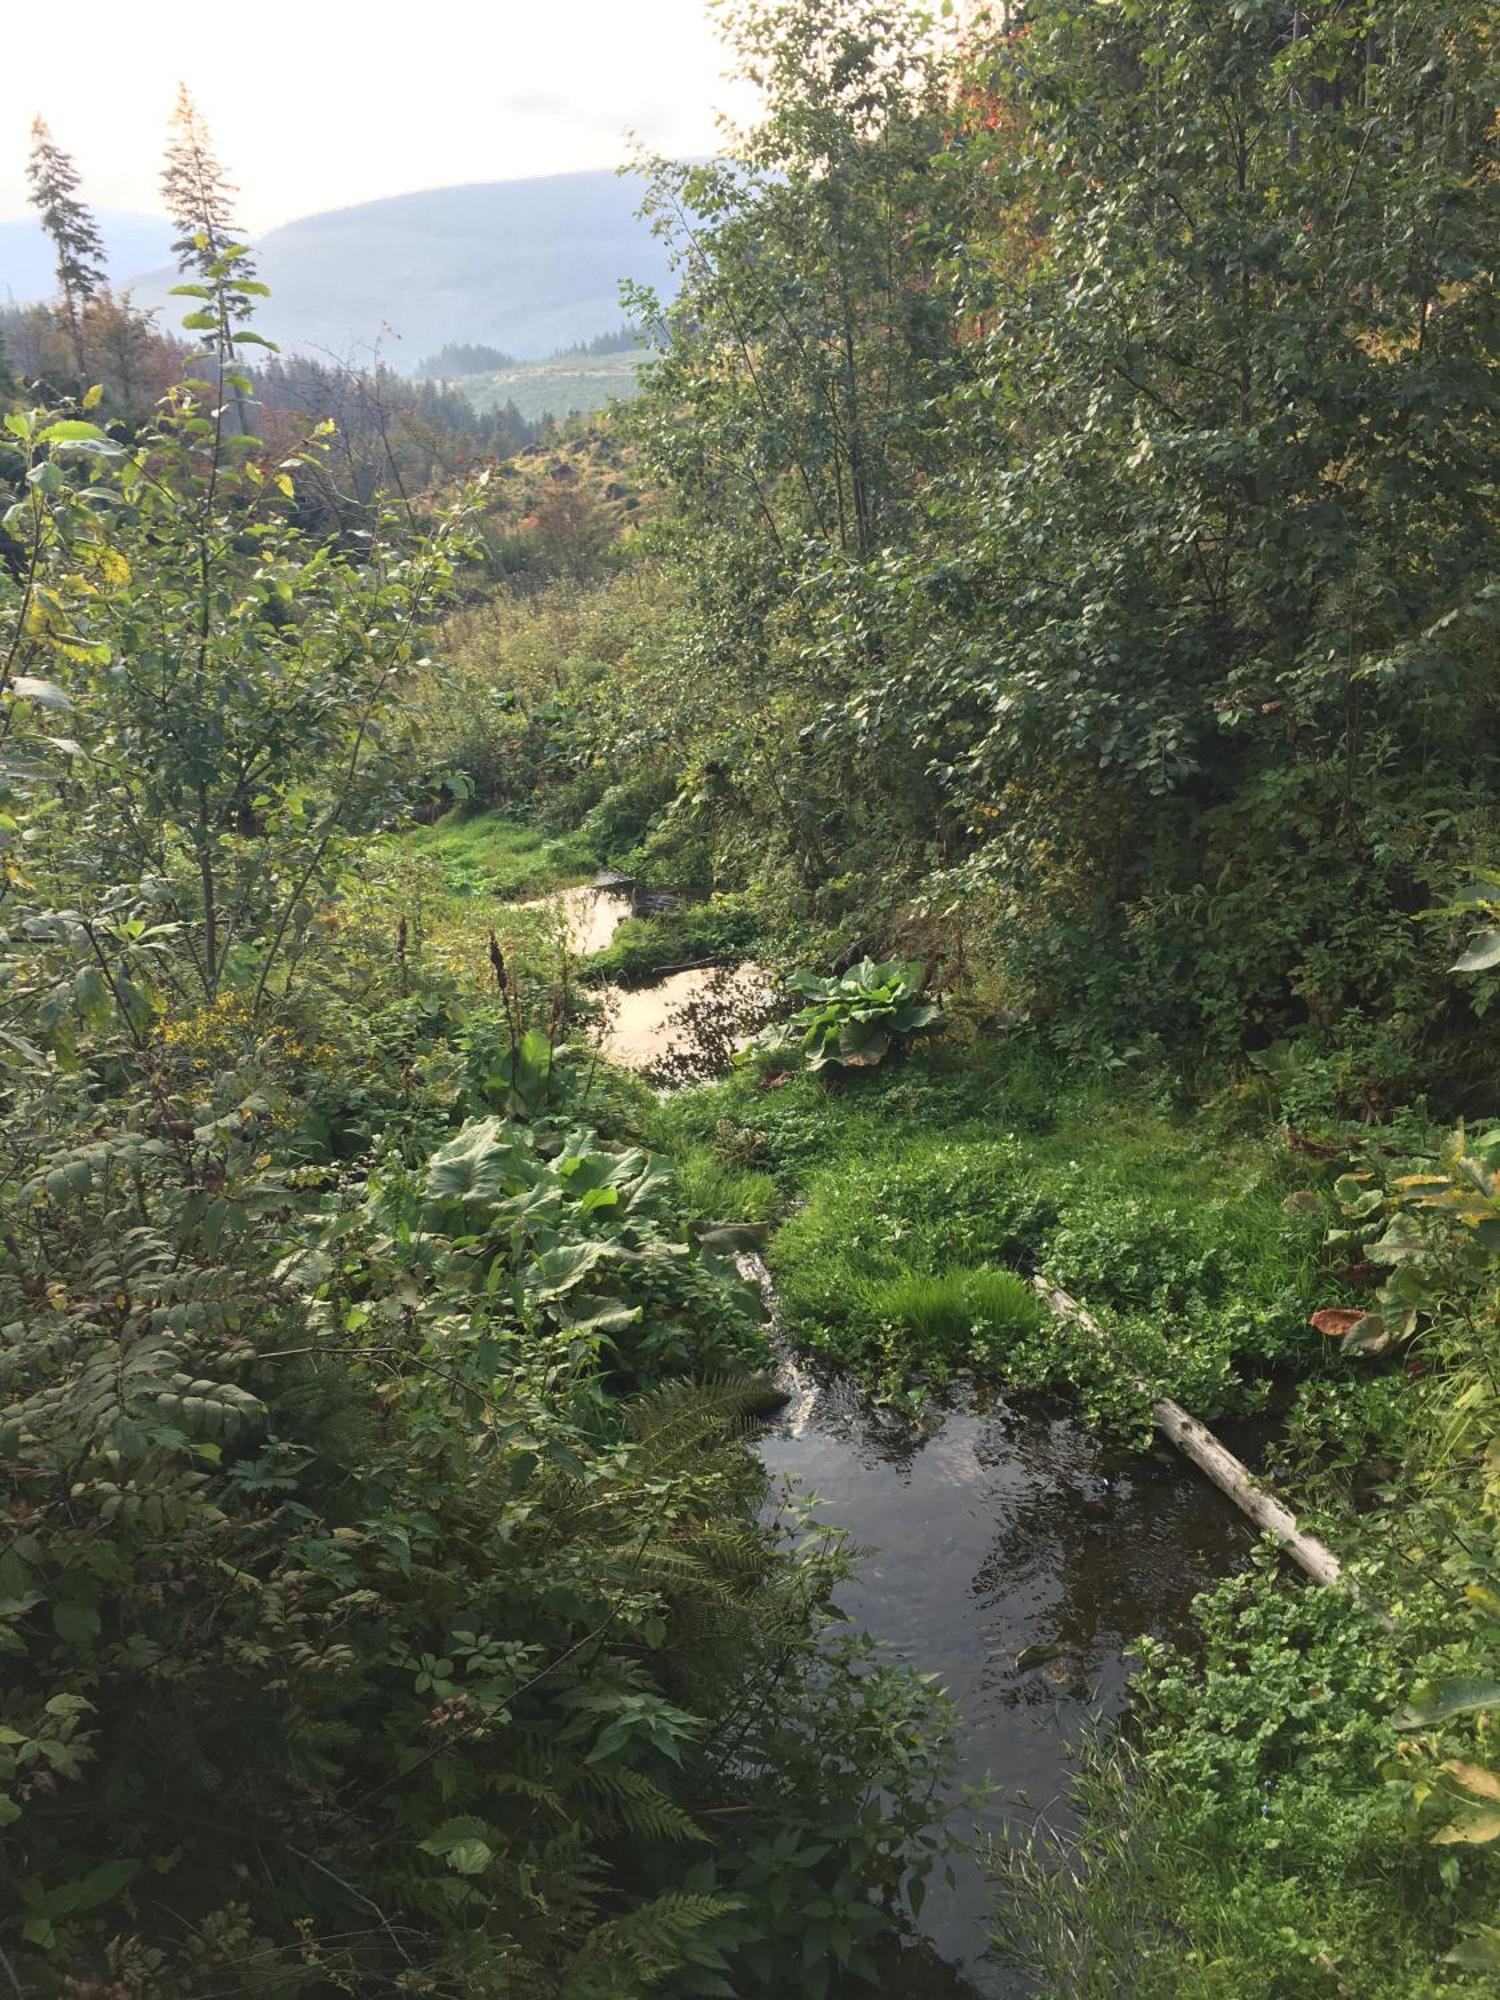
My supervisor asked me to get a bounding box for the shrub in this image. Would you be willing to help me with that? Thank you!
[763,959,942,1073]
[584,894,766,985]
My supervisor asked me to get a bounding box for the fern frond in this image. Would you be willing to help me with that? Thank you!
[580,1764,706,1844]
[567,1891,742,1991]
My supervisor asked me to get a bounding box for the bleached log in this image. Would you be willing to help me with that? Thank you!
[1031,1276,1392,1625]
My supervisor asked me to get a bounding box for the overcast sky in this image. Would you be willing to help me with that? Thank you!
[0,0,758,230]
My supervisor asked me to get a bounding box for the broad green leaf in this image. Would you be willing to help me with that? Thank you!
[444,1837,493,1875]
[36,420,108,444]
[1452,930,1500,973]
[48,1858,140,1914]
[425,1118,531,1203]
[1432,1813,1500,1846]
[1444,1760,1500,1803]
[1398,1678,1500,1726]
[531,1241,618,1296]
[1447,1927,1500,1971]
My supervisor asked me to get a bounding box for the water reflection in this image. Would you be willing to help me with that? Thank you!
[519,883,631,956]
[603,959,768,1070]
[519,883,769,1071]
[759,1379,1251,1992]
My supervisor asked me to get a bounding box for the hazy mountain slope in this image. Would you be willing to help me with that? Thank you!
[0,210,175,305]
[128,170,673,365]
[457,346,653,423]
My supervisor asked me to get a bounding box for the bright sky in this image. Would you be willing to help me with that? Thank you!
[0,0,757,230]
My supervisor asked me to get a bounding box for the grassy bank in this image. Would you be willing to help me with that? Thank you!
[648,1033,1500,1994]
[401,808,595,901]
[650,1036,1326,1428]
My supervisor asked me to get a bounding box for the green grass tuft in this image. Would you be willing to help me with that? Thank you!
[403,810,595,901]
[670,1145,780,1228]
[856,1266,1042,1352]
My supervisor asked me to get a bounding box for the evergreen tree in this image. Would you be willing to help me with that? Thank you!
[160,86,261,434]
[159,85,252,281]
[25,118,106,379]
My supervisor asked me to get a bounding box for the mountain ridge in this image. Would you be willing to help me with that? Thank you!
[124,167,676,366]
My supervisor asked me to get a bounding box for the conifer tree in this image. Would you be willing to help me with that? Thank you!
[25,119,106,379]
[159,85,253,281]
[160,86,261,434]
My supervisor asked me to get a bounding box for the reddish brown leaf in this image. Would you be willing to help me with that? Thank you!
[1310,1308,1367,1338]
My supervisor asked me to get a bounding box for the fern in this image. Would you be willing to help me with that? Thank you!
[565,1891,744,1994]
[579,1764,707,1844]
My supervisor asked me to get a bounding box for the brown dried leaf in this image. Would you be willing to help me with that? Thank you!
[1309,1308,1367,1338]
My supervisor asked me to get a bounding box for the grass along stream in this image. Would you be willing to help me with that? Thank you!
[522,867,1276,1993]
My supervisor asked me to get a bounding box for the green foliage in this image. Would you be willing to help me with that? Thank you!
[316,1110,769,1385]
[749,1041,1317,1412]
[585,896,764,986]
[0,233,957,1994]
[991,1102,1500,1992]
[761,959,941,1073]
[769,1130,1053,1386]
[991,1562,1450,1999]
[589,0,1500,1095]
[25,119,105,378]
[669,1143,780,1230]
[854,1267,1041,1363]
[2,374,470,1020]
[403,809,595,902]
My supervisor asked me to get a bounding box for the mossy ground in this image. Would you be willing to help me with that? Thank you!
[648,1034,1333,1421]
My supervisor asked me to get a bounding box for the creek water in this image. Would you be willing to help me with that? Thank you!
[532,882,1254,1992]
[759,1365,1252,1993]
[534,882,770,1070]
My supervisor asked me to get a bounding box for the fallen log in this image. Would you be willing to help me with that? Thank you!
[1032,1275,1393,1626]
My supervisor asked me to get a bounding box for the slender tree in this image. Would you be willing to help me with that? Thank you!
[160,86,260,433]
[25,119,106,379]
[160,85,253,280]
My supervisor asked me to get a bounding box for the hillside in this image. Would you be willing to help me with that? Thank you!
[452,344,652,422]
[126,169,674,364]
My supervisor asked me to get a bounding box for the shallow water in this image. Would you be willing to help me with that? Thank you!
[601,958,769,1069]
[523,881,770,1070]
[528,881,1252,1990]
[520,882,631,957]
[758,1370,1253,1993]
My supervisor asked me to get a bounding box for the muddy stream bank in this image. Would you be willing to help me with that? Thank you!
[541,883,1254,1993]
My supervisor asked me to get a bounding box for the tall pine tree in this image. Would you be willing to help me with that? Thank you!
[160,86,252,281]
[160,87,261,433]
[26,119,106,380]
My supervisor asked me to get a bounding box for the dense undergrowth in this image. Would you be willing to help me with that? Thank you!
[7,0,1500,1992]
[0,277,957,2000]
[650,1035,1500,1995]
[652,1038,1323,1425]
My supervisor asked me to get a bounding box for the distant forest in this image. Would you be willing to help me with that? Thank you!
[414,340,519,378]
[414,324,648,381]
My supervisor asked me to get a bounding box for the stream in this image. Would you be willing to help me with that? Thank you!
[759,1367,1251,1993]
[532,883,767,1070]
[539,882,1254,1993]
